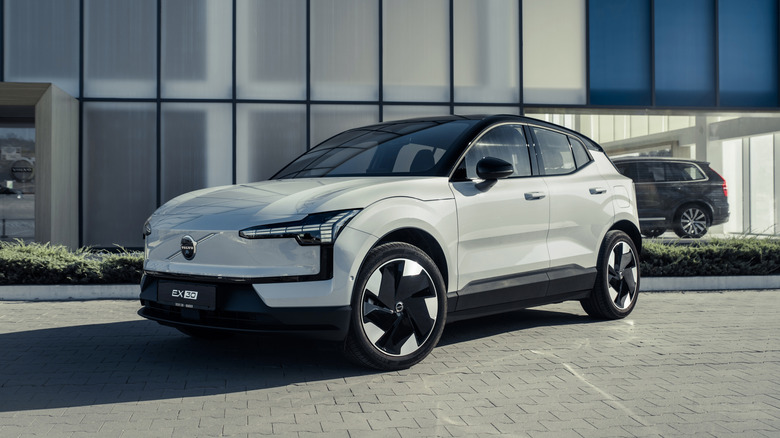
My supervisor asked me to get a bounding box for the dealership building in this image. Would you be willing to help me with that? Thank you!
[1,0,779,248]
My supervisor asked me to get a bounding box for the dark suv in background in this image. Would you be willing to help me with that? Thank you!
[613,157,729,238]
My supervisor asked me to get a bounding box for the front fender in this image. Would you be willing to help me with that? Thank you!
[346,197,458,292]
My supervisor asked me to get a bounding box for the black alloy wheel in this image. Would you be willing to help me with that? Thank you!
[344,242,446,370]
[581,230,640,319]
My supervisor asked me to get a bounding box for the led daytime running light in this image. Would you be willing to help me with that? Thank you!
[239,210,360,244]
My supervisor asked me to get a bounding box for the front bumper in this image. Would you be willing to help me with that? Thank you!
[138,274,351,340]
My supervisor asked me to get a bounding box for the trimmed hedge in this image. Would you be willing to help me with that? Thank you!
[641,237,780,277]
[0,237,778,285]
[0,241,143,285]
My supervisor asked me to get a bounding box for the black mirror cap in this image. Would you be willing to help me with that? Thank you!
[476,157,514,180]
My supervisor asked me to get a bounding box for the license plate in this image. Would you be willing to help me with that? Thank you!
[158,281,216,310]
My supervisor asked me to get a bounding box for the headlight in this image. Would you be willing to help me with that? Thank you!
[142,219,152,239]
[239,209,361,245]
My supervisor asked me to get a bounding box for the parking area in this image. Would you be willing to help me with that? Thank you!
[0,291,778,437]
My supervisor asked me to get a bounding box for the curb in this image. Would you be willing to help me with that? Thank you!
[641,276,780,291]
[0,277,778,301]
[0,284,139,301]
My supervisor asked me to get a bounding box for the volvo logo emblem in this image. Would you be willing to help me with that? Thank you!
[11,158,35,183]
[181,235,197,260]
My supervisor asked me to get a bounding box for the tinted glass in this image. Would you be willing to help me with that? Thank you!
[534,128,576,175]
[570,137,592,168]
[635,162,666,182]
[463,125,531,179]
[665,162,706,181]
[273,120,477,179]
[616,162,638,180]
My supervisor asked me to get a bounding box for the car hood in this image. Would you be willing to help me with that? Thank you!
[150,177,453,231]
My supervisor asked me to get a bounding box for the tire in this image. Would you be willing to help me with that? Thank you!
[641,228,666,238]
[673,205,710,238]
[344,242,447,371]
[581,230,640,320]
[176,326,231,340]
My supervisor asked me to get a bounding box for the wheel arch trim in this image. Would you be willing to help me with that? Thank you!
[609,219,643,254]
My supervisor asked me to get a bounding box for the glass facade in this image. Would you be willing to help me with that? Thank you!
[310,0,379,101]
[161,103,233,202]
[589,0,652,106]
[83,0,158,98]
[455,0,520,103]
[81,102,157,247]
[522,0,585,105]
[654,0,716,107]
[0,122,35,242]
[2,0,780,246]
[718,0,779,107]
[3,0,80,97]
[236,104,307,184]
[161,0,233,99]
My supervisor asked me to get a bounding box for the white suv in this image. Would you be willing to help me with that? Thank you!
[140,115,641,370]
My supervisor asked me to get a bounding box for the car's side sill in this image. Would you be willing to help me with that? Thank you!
[446,290,591,323]
[446,265,596,322]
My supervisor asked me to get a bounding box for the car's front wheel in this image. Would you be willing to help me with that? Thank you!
[344,242,447,370]
[581,230,639,319]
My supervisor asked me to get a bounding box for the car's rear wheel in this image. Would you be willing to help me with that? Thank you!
[344,242,446,371]
[674,205,710,238]
[581,230,639,319]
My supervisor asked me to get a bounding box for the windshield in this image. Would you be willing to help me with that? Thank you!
[273,119,477,179]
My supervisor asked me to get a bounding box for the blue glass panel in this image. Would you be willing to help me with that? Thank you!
[589,0,652,106]
[655,0,715,107]
[719,0,778,107]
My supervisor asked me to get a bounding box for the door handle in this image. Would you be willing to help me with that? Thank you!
[524,192,546,200]
[589,187,607,195]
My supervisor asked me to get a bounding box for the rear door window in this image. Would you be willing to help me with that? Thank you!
[533,128,576,175]
[635,161,666,182]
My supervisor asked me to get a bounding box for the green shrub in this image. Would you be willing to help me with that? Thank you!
[641,237,780,277]
[0,241,143,285]
[1,237,778,284]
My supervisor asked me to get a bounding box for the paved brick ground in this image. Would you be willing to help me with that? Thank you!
[0,291,778,437]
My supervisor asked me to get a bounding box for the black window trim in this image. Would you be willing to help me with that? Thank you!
[527,125,594,177]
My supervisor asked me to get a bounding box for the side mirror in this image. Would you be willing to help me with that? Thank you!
[476,157,514,181]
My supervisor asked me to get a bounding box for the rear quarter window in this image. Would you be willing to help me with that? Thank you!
[570,137,592,168]
[666,162,707,181]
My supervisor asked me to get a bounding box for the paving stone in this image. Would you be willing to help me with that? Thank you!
[0,292,777,436]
